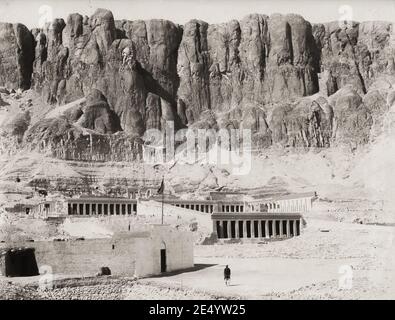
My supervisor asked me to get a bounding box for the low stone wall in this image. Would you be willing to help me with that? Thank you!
[0,226,194,278]
[0,236,140,276]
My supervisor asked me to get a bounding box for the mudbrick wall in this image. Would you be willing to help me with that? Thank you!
[0,236,139,276]
[0,226,194,277]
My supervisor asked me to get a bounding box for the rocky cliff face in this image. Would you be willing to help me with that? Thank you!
[177,14,320,122]
[1,9,395,159]
[313,21,394,96]
[0,23,34,90]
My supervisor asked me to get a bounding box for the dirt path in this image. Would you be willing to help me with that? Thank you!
[139,219,395,299]
[139,256,359,299]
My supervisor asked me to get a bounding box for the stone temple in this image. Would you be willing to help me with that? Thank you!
[210,192,316,240]
[26,190,316,240]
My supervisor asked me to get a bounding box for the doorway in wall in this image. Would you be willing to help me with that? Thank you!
[160,242,166,273]
[160,249,166,272]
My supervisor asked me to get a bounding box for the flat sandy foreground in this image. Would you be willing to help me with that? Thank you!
[1,218,395,300]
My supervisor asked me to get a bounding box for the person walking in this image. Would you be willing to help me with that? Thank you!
[224,265,231,286]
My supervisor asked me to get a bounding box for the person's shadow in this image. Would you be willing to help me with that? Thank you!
[226,283,240,287]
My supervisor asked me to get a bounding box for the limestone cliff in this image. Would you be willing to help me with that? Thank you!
[1,8,395,160]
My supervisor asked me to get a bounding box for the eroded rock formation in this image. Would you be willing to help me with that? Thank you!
[1,8,395,159]
[0,23,34,90]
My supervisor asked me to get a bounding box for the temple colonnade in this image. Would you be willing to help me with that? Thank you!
[213,217,301,239]
[66,198,137,216]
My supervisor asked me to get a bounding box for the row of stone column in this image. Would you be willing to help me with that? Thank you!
[221,204,244,213]
[68,202,137,215]
[219,199,312,214]
[174,203,214,213]
[271,198,312,213]
[170,198,312,214]
[215,219,300,239]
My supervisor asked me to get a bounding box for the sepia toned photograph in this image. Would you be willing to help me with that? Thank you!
[0,0,394,305]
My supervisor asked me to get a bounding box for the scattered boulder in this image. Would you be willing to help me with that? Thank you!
[97,266,111,276]
[189,221,198,232]
[0,94,9,107]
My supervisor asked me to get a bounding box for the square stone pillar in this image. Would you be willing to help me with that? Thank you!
[242,220,247,238]
[219,220,224,238]
[250,221,254,238]
[83,203,86,215]
[273,220,277,238]
[258,220,262,238]
[235,220,239,238]
[279,220,283,237]
[293,220,297,236]
[212,220,217,236]
[265,220,269,238]
[227,221,232,238]
[286,220,291,237]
